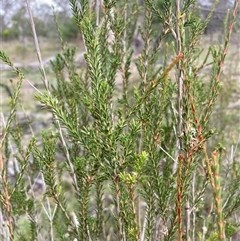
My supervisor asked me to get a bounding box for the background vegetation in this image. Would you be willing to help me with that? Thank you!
[0,0,240,241]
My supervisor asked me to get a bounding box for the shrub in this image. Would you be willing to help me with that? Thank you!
[2,28,20,41]
[0,0,239,241]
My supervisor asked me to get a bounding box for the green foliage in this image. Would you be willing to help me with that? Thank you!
[2,28,20,41]
[59,17,79,40]
[0,0,240,241]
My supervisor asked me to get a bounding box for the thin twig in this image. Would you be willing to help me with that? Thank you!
[95,0,101,26]
[158,145,177,163]
[25,0,49,91]
[25,79,43,95]
[42,200,57,241]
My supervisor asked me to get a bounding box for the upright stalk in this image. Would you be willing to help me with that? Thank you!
[175,1,185,240]
[174,0,184,174]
